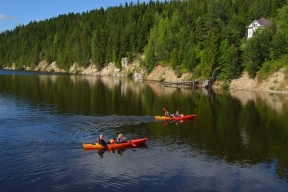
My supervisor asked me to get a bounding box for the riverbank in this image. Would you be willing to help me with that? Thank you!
[3,59,288,93]
[214,69,288,93]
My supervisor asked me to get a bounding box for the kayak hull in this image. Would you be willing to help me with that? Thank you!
[155,114,196,120]
[83,138,149,149]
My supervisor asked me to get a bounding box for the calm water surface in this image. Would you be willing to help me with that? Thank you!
[0,69,288,191]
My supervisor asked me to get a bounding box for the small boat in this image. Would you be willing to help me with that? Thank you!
[155,114,196,120]
[83,138,149,149]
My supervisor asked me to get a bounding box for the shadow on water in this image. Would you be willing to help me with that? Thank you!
[155,119,196,127]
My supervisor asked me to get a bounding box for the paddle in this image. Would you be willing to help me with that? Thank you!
[129,140,137,147]
[129,148,136,152]
[162,108,173,117]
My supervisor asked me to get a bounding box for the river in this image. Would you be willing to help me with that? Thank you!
[0,69,288,191]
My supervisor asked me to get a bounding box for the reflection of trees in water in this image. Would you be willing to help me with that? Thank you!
[96,145,147,159]
[228,89,288,113]
[148,91,288,181]
[69,75,101,88]
[147,82,195,97]
[0,75,151,115]
[119,78,147,97]
[161,119,195,127]
[202,88,219,106]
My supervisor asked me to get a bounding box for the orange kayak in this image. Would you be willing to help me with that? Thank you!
[83,138,149,149]
[155,114,196,120]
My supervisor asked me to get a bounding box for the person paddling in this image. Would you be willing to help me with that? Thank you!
[115,133,128,143]
[174,111,180,117]
[172,110,184,117]
[98,134,107,146]
[164,111,170,117]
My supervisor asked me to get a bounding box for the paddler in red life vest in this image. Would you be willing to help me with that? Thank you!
[98,134,107,146]
[164,111,170,117]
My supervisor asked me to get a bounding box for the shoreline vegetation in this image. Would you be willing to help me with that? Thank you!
[2,60,288,115]
[2,58,288,95]
[1,1,288,95]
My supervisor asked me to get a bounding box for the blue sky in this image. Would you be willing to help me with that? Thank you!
[0,0,150,32]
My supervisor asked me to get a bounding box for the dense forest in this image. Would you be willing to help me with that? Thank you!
[1,0,288,81]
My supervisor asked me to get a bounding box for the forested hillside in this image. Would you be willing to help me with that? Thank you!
[0,0,288,81]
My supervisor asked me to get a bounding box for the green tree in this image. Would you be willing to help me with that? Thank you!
[277,4,288,52]
[242,28,273,78]
[170,47,179,69]
[219,39,241,79]
[199,28,220,77]
[182,46,200,72]
[144,40,156,71]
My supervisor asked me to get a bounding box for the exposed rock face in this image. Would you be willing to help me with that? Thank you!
[34,61,65,72]
[2,59,288,93]
[121,58,128,68]
[146,65,192,82]
[224,69,288,92]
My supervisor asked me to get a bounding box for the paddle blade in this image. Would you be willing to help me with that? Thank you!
[131,143,137,147]
[163,108,172,117]
[108,145,113,153]
[129,140,137,146]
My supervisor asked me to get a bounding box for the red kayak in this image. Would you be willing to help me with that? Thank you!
[83,138,149,149]
[155,114,196,120]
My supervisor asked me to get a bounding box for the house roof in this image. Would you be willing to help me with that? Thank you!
[256,17,272,26]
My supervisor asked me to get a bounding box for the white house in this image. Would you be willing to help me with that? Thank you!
[246,17,272,39]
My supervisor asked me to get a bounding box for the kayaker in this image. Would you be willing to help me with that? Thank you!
[164,111,170,117]
[116,133,128,143]
[174,111,180,117]
[172,111,184,117]
[98,134,107,146]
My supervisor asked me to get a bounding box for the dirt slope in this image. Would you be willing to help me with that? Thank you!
[4,59,288,93]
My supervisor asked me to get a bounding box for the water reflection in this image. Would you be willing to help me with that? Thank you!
[84,144,148,159]
[1,69,288,187]
[1,69,288,115]
[228,89,288,113]
[158,119,196,127]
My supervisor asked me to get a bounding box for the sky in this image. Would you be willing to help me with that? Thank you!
[0,0,150,33]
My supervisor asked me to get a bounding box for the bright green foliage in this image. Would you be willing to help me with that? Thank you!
[218,40,241,80]
[200,28,220,77]
[182,47,200,72]
[0,0,287,81]
[144,39,156,71]
[223,15,246,46]
[219,39,230,67]
[270,32,287,60]
[242,28,273,78]
[170,47,179,69]
[277,4,288,52]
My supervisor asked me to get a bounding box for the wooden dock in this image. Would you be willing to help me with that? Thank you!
[163,80,200,88]
[142,79,201,89]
